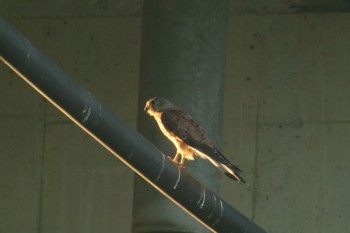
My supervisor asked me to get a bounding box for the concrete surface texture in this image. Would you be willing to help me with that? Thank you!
[0,0,349,232]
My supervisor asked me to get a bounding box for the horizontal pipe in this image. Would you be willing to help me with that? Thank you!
[0,17,267,233]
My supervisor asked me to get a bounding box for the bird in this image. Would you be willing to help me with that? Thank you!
[144,97,246,184]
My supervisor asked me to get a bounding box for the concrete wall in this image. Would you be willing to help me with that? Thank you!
[221,10,350,233]
[1,1,350,232]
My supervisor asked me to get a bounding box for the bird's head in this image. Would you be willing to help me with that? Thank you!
[144,97,175,116]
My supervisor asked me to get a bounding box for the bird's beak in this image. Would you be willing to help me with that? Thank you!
[144,101,156,116]
[144,103,150,113]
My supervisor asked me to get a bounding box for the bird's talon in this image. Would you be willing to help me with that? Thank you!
[171,160,185,168]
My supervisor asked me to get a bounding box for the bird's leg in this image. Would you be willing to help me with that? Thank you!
[172,152,180,163]
[179,155,186,168]
[172,152,185,168]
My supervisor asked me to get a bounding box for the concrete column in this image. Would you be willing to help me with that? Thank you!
[132,1,228,232]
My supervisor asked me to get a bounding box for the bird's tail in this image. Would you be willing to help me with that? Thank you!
[221,163,247,185]
[193,148,248,185]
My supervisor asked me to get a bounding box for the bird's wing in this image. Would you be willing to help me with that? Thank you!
[160,109,241,170]
[160,109,207,143]
[160,108,246,184]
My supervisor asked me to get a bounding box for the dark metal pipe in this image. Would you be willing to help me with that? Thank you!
[0,17,267,233]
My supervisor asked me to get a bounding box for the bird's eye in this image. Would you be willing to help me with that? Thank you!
[150,100,155,105]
